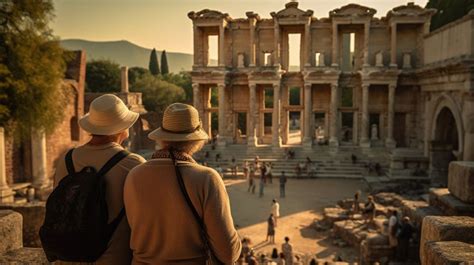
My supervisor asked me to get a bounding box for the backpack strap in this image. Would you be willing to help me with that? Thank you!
[97,150,130,177]
[65,149,75,175]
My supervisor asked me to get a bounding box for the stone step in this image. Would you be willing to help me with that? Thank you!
[0,210,23,255]
[0,247,48,264]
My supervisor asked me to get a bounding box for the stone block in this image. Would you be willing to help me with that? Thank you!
[401,199,442,227]
[0,247,48,264]
[0,210,22,255]
[422,241,474,265]
[420,216,474,263]
[429,188,474,216]
[0,202,45,247]
[448,161,474,203]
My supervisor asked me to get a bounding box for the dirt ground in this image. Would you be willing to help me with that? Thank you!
[224,178,370,263]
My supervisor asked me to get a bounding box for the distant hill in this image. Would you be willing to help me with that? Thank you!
[61,39,208,73]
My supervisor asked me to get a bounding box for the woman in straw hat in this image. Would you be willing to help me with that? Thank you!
[124,103,241,265]
[53,94,146,264]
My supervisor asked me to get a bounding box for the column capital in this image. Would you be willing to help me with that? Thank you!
[331,83,338,89]
[304,83,312,89]
[249,83,257,89]
[217,83,226,88]
[272,83,280,89]
[361,83,370,89]
[192,83,200,89]
[388,83,397,89]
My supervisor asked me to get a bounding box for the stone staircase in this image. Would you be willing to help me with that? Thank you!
[195,144,391,179]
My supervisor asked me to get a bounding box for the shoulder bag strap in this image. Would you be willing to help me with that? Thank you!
[65,148,75,175]
[169,149,220,265]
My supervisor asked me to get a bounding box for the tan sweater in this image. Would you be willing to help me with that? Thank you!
[53,142,146,265]
[124,159,242,265]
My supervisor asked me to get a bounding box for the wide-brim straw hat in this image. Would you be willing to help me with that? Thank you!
[148,103,208,142]
[79,94,139,135]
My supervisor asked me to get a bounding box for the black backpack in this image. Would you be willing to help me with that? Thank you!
[40,148,129,262]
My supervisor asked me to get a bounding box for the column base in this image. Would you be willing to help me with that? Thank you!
[0,188,14,204]
[303,137,313,148]
[385,138,396,148]
[389,63,398,68]
[331,63,339,67]
[249,64,256,67]
[329,138,339,147]
[272,137,282,149]
[33,183,53,201]
[304,63,311,67]
[247,136,257,147]
[360,139,371,148]
[362,63,370,68]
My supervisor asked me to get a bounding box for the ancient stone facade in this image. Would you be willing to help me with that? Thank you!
[189,2,474,181]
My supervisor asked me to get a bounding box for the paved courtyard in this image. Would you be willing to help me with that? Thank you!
[225,178,370,262]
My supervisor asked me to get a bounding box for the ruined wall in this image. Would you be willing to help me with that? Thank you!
[369,24,391,66]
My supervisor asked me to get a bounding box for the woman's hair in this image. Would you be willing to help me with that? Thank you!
[158,140,205,155]
[271,248,278,258]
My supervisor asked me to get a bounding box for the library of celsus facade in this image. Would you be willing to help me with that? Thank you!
[188,2,474,169]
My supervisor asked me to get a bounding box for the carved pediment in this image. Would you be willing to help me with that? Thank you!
[329,4,376,18]
[271,1,313,19]
[387,3,436,18]
[188,9,231,21]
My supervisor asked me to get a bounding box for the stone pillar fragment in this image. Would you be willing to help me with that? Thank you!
[219,25,225,67]
[31,129,51,200]
[272,83,282,147]
[274,19,280,66]
[390,23,398,68]
[386,84,396,148]
[249,17,256,67]
[121,66,129,93]
[448,161,474,203]
[363,22,370,67]
[0,128,13,203]
[248,84,257,146]
[304,20,311,67]
[331,23,339,67]
[217,83,226,145]
[329,84,339,146]
[303,83,312,146]
[360,84,370,147]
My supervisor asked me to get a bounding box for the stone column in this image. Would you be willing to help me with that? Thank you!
[249,18,256,67]
[329,83,339,146]
[304,19,311,67]
[31,129,51,200]
[331,23,339,67]
[193,25,200,66]
[0,128,14,203]
[121,66,129,92]
[192,83,202,115]
[274,19,280,66]
[217,83,226,145]
[390,22,398,68]
[360,84,370,147]
[272,83,282,147]
[303,83,313,146]
[386,84,397,148]
[248,84,257,146]
[219,24,225,67]
[363,22,370,67]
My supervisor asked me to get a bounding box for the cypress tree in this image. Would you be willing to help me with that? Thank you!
[161,50,169,75]
[149,48,160,76]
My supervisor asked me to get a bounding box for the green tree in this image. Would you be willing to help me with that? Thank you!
[128,66,149,86]
[161,50,169,75]
[427,0,474,31]
[148,48,160,76]
[162,71,192,103]
[85,59,121,92]
[0,0,67,136]
[130,74,185,113]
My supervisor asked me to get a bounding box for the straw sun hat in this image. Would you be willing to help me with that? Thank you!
[79,94,139,135]
[148,103,208,142]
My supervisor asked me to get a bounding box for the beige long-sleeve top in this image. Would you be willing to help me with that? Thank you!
[53,142,146,265]
[124,158,242,265]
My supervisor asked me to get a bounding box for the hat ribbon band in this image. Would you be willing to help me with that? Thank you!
[161,124,201,134]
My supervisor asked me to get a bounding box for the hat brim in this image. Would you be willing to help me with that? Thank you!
[79,110,140,135]
[148,127,209,142]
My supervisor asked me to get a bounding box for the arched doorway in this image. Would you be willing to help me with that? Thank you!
[429,107,459,186]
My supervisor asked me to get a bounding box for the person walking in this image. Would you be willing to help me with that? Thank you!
[259,175,265,197]
[124,103,241,264]
[266,214,276,244]
[279,171,287,198]
[261,162,267,184]
[281,237,293,265]
[48,94,146,265]
[397,216,414,262]
[271,199,280,227]
[388,210,399,257]
[266,162,273,184]
[248,166,256,193]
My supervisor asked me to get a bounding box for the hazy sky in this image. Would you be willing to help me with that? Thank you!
[52,0,428,55]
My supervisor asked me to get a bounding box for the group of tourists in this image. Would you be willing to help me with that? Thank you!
[245,157,288,198]
[40,94,242,264]
[238,236,296,265]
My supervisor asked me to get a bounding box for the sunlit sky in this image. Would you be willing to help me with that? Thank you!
[52,0,428,61]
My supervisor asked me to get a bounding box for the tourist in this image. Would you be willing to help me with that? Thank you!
[281,237,293,265]
[236,253,245,265]
[280,171,287,198]
[351,153,357,164]
[276,252,286,265]
[49,94,145,264]
[254,155,260,170]
[388,210,399,257]
[247,250,259,265]
[241,237,251,258]
[296,162,305,178]
[266,162,273,183]
[231,156,237,177]
[307,160,317,178]
[352,191,361,215]
[259,175,265,197]
[375,162,382,176]
[261,162,267,183]
[124,103,241,264]
[309,258,317,265]
[215,164,224,178]
[294,255,303,265]
[362,196,376,224]
[397,216,414,262]
[266,214,276,244]
[249,166,257,194]
[271,248,279,260]
[215,152,221,162]
[272,199,280,227]
[243,161,250,179]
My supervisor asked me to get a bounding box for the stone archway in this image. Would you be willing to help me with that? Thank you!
[429,103,462,185]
